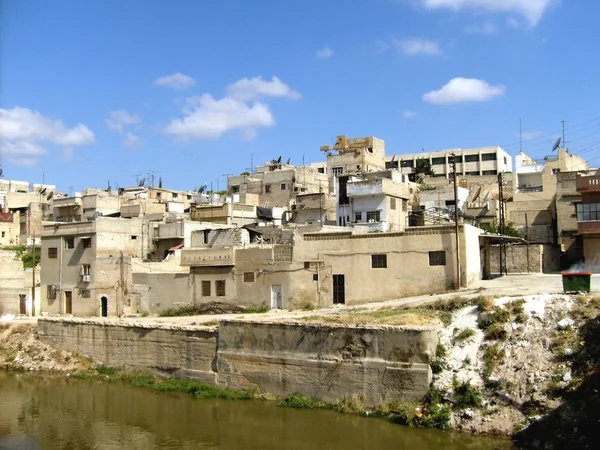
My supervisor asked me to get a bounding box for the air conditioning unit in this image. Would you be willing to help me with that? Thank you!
[82,275,91,283]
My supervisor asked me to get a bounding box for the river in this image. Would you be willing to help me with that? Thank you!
[0,372,515,450]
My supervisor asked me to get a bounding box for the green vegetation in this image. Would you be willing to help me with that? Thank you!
[413,158,435,181]
[480,221,522,238]
[278,393,332,410]
[453,381,483,409]
[483,323,508,341]
[431,344,448,374]
[454,328,476,343]
[243,305,270,314]
[1,245,40,268]
[160,305,207,317]
[482,343,505,379]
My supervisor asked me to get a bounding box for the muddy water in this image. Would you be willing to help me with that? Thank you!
[0,372,514,450]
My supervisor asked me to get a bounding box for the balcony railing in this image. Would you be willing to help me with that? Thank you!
[576,175,600,193]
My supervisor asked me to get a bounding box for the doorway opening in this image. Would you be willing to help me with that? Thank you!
[333,274,345,304]
[19,295,27,315]
[270,284,282,309]
[65,291,73,314]
[101,296,108,317]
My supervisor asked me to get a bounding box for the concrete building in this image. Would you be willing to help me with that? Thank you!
[0,212,19,246]
[575,172,600,269]
[82,189,121,220]
[40,217,147,317]
[336,169,414,232]
[52,193,83,223]
[389,146,512,180]
[0,249,40,317]
[292,191,336,224]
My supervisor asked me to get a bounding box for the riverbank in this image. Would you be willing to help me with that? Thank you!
[2,290,599,447]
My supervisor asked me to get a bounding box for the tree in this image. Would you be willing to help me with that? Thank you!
[413,158,435,181]
[158,177,163,189]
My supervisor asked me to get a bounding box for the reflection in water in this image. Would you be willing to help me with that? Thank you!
[0,372,514,450]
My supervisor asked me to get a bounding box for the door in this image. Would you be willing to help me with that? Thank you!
[270,284,282,309]
[333,274,345,304]
[101,296,108,317]
[65,291,73,314]
[19,295,27,315]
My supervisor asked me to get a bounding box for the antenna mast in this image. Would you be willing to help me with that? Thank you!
[561,120,566,150]
[519,118,522,153]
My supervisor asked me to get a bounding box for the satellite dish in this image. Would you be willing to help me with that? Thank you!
[39,187,47,195]
[277,156,282,164]
[286,158,291,165]
[552,137,561,152]
[482,192,490,203]
[47,191,54,200]
[138,178,146,187]
[471,186,482,203]
[0,168,3,178]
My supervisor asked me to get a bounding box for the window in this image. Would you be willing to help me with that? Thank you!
[172,193,178,199]
[464,154,479,163]
[429,250,447,266]
[232,185,240,193]
[243,272,255,283]
[65,238,75,249]
[390,198,396,210]
[371,254,387,269]
[79,289,90,298]
[577,203,600,221]
[481,153,497,161]
[130,235,137,240]
[482,170,497,175]
[453,155,463,163]
[317,167,325,174]
[156,192,162,200]
[338,176,349,205]
[402,199,408,212]
[203,230,210,244]
[48,247,58,258]
[366,211,381,222]
[552,168,561,175]
[466,171,480,176]
[431,157,446,165]
[400,160,414,168]
[304,261,310,269]
[332,167,343,176]
[280,183,286,190]
[367,147,373,153]
[82,238,92,248]
[504,156,508,165]
[313,273,319,281]
[216,280,226,296]
[81,264,91,276]
[575,235,584,249]
[354,212,362,223]
[265,184,271,193]
[201,280,211,297]
[47,285,56,300]
[1,231,4,238]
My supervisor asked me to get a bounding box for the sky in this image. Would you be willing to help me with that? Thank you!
[1,0,600,194]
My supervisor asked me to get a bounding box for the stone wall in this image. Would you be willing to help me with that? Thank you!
[486,244,559,274]
[37,317,437,406]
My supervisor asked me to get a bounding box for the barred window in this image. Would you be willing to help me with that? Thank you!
[47,285,56,300]
[464,154,479,162]
[366,211,381,222]
[390,198,396,210]
[243,272,255,283]
[429,250,447,266]
[48,247,58,259]
[216,280,226,297]
[481,153,497,161]
[201,281,211,297]
[371,254,387,269]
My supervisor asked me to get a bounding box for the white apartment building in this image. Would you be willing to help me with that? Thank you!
[387,146,512,180]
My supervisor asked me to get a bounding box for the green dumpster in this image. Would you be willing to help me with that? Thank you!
[561,272,592,293]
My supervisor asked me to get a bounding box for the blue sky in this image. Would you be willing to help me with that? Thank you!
[1,0,599,193]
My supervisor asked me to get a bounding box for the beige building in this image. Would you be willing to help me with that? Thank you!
[0,212,19,246]
[40,217,148,317]
[575,172,600,269]
[190,202,258,226]
[389,146,512,180]
[0,249,40,316]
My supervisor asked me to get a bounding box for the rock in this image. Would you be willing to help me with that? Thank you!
[557,318,574,330]
[564,348,574,356]
[563,372,572,383]
[462,409,475,419]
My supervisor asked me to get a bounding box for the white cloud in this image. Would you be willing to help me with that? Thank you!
[123,132,141,148]
[153,72,197,90]
[227,76,301,101]
[105,110,142,133]
[403,110,417,118]
[0,107,95,165]
[164,94,275,140]
[520,130,543,141]
[416,0,556,27]
[394,38,442,56]
[316,46,334,59]
[164,76,300,141]
[422,77,506,105]
[464,21,496,34]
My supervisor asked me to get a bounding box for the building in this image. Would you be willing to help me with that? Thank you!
[389,146,512,180]
[336,169,414,231]
[0,212,19,246]
[0,249,40,317]
[40,217,148,317]
[575,172,600,269]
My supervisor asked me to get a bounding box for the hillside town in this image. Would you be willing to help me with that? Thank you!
[1,134,598,319]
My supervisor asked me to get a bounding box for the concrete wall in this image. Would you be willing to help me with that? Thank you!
[0,250,40,316]
[584,237,600,270]
[133,272,191,314]
[485,244,559,274]
[38,317,437,406]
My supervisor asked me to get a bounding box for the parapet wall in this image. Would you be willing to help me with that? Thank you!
[37,318,438,406]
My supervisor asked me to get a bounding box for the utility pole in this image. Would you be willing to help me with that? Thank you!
[450,153,461,289]
[498,172,507,275]
[525,212,530,273]
[31,232,36,316]
[562,120,567,150]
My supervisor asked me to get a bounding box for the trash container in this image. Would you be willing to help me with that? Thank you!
[561,272,592,293]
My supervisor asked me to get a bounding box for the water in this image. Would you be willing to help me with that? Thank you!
[0,372,514,450]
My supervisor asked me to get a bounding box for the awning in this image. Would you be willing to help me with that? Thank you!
[168,243,184,252]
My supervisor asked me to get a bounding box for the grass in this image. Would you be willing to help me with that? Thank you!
[454,328,476,343]
[482,343,505,379]
[160,305,207,317]
[300,309,440,327]
[243,305,270,314]
[453,381,483,408]
[483,323,509,341]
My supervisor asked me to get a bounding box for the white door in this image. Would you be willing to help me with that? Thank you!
[270,284,282,309]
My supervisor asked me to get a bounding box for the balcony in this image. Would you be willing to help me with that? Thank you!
[578,221,600,235]
[156,221,184,239]
[53,196,82,208]
[576,202,600,235]
[180,247,234,266]
[347,178,409,199]
[576,175,600,193]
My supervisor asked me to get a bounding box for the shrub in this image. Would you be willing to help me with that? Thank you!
[243,305,270,314]
[482,343,505,379]
[278,393,332,409]
[454,328,476,343]
[453,381,483,408]
[484,323,508,341]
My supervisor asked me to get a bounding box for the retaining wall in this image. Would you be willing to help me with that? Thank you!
[37,318,438,406]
